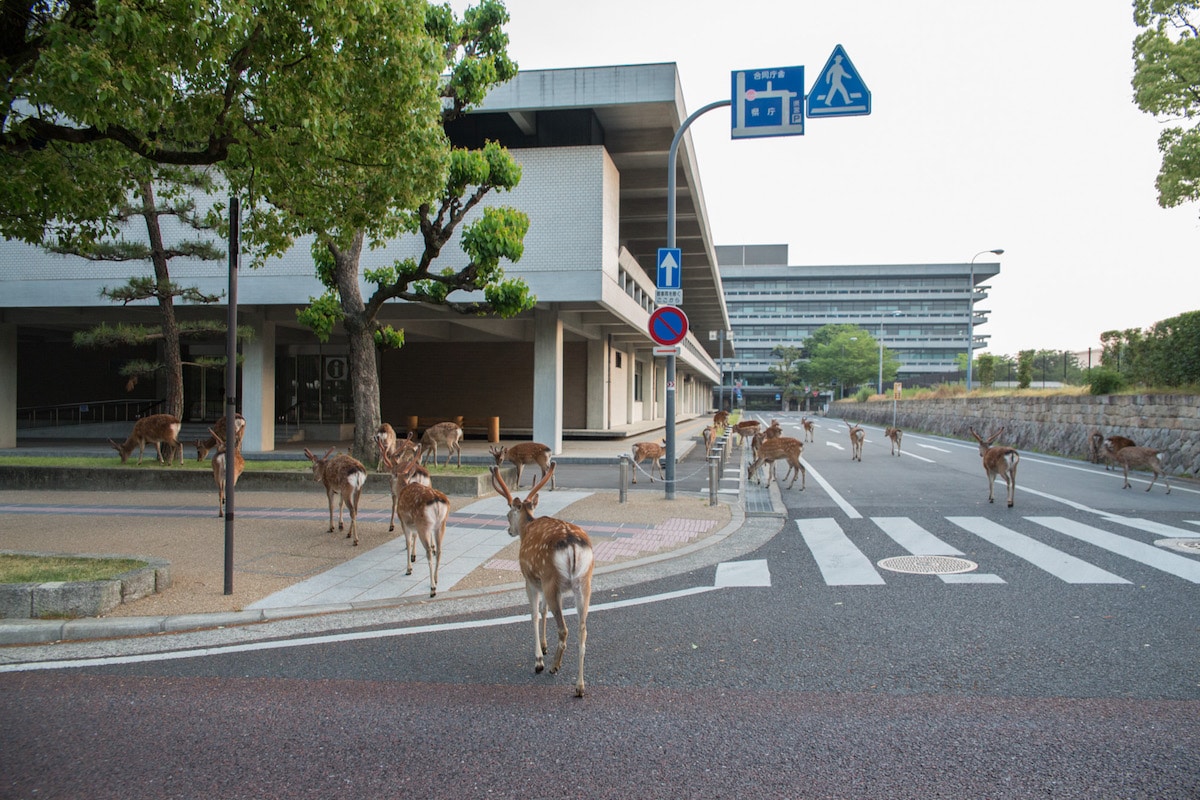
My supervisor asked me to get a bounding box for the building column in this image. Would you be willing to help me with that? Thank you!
[240,311,275,454]
[625,347,637,425]
[532,307,563,453]
[0,324,15,448]
[654,356,667,421]
[586,337,608,431]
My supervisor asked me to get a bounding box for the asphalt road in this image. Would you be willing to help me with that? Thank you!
[3,413,1198,799]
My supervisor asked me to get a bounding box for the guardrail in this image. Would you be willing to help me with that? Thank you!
[17,399,166,429]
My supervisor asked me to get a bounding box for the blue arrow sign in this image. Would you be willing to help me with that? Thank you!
[807,45,871,117]
[657,248,682,290]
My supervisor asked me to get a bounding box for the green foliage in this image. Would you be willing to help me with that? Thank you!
[1017,350,1034,389]
[1087,368,1127,395]
[1132,1,1200,211]
[976,353,996,387]
[853,386,873,402]
[768,345,806,403]
[1102,310,1200,387]
[803,324,881,394]
[296,292,345,343]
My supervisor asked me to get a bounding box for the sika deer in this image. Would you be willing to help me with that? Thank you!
[110,414,183,466]
[801,416,815,442]
[419,421,464,467]
[379,441,432,532]
[489,442,555,489]
[1095,433,1136,471]
[195,414,245,461]
[885,426,903,456]
[374,422,398,471]
[385,452,450,597]
[845,420,865,461]
[747,436,806,490]
[210,428,245,518]
[731,419,760,446]
[304,447,368,545]
[490,463,594,698]
[970,427,1020,507]
[1102,441,1171,494]
[630,439,666,484]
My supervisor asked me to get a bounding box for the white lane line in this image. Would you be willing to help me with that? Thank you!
[916,444,951,453]
[801,460,862,519]
[873,517,965,555]
[796,518,885,585]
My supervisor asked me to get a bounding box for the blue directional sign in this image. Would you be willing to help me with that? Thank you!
[807,45,871,117]
[731,66,805,139]
[657,248,682,290]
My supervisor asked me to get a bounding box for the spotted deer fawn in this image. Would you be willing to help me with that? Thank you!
[110,413,183,466]
[885,426,903,456]
[380,445,449,596]
[746,436,806,490]
[970,427,1019,507]
[418,421,464,468]
[801,416,815,442]
[490,462,594,698]
[845,420,865,461]
[731,419,760,446]
[489,442,555,489]
[1101,440,1170,494]
[304,447,368,545]
[630,439,666,484]
[210,427,245,518]
[195,413,246,461]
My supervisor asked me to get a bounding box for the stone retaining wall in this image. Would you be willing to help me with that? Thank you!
[828,394,1200,477]
[0,553,170,619]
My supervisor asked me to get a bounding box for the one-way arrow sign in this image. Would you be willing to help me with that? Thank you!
[657,248,682,290]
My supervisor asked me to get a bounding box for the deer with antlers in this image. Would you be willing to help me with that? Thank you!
[304,447,369,546]
[630,439,666,484]
[418,421,464,468]
[489,442,555,490]
[195,413,246,461]
[845,420,865,462]
[110,413,183,466]
[490,462,593,697]
[746,436,806,490]
[885,426,903,456]
[970,427,1020,507]
[373,422,399,471]
[210,427,245,518]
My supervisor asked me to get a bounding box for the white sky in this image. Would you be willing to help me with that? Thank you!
[468,0,1200,357]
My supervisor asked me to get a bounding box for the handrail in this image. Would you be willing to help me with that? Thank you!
[17,398,166,428]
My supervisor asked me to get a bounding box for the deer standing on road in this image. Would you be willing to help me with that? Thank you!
[885,426,903,456]
[845,420,865,462]
[210,427,245,518]
[630,439,666,484]
[490,442,555,490]
[419,422,464,468]
[731,419,760,446]
[801,416,815,442]
[747,436,806,490]
[304,447,368,545]
[1091,432,1137,471]
[970,427,1020,507]
[1101,440,1171,494]
[491,463,594,698]
[110,414,183,466]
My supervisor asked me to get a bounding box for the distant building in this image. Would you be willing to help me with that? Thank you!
[716,244,1001,409]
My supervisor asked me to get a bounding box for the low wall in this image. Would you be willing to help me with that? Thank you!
[829,394,1200,477]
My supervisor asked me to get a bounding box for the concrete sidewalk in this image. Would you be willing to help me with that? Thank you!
[0,415,777,646]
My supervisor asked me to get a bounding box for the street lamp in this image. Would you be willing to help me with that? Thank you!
[877,310,903,395]
[966,248,1004,391]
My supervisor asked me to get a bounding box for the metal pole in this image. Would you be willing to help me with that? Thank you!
[966,249,1003,392]
[708,455,720,506]
[877,319,885,395]
[223,196,239,596]
[618,454,629,504]
[666,98,731,500]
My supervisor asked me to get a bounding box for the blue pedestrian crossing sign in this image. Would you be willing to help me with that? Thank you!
[731,66,805,139]
[657,248,682,290]
[807,45,871,118]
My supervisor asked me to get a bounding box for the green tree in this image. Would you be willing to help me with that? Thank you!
[804,324,876,398]
[1132,2,1200,214]
[768,345,806,409]
[1017,350,1034,389]
[976,353,996,388]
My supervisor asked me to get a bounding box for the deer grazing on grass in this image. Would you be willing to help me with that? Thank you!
[630,439,666,484]
[380,446,449,596]
[845,420,865,462]
[210,428,245,518]
[885,426,903,456]
[418,421,464,468]
[195,413,246,461]
[490,442,555,490]
[304,447,368,545]
[747,436,806,490]
[110,413,183,466]
[1090,431,1136,471]
[490,462,594,698]
[1101,440,1171,494]
[801,416,815,442]
[970,427,1020,507]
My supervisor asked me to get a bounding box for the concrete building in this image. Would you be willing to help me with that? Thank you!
[0,64,729,451]
[715,244,1001,409]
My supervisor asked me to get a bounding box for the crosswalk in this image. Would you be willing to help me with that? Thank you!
[794,515,1200,587]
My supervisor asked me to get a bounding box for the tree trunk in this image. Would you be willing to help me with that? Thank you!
[332,231,381,463]
[139,180,185,420]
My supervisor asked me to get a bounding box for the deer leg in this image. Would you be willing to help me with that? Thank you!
[348,489,360,546]
[1122,465,1132,490]
[526,584,546,673]
[986,473,996,503]
[403,524,416,574]
[325,491,336,532]
[573,578,591,698]
[515,464,525,488]
[546,589,569,676]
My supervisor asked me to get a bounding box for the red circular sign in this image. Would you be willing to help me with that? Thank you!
[648,306,689,346]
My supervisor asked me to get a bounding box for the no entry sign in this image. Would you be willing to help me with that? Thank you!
[648,305,689,346]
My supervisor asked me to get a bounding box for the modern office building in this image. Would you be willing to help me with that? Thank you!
[715,244,1001,409]
[0,64,729,451]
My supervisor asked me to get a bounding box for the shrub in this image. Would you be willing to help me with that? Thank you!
[1087,368,1126,395]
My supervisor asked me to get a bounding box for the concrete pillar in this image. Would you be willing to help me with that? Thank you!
[0,324,15,448]
[586,337,607,430]
[654,357,667,421]
[240,312,275,453]
[625,347,636,425]
[532,308,563,453]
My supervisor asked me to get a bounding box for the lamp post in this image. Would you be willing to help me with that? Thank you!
[877,310,903,395]
[966,248,1004,391]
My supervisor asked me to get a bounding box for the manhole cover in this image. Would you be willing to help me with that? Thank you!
[1155,538,1200,555]
[877,555,978,575]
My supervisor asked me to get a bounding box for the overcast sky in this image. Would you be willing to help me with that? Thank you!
[466,0,1199,357]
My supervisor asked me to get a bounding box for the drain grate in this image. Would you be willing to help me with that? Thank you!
[877,555,978,575]
[1155,538,1200,555]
